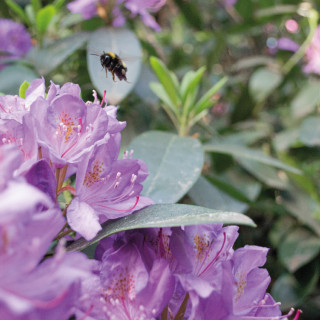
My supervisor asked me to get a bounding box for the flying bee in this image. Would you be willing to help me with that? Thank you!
[91,51,128,82]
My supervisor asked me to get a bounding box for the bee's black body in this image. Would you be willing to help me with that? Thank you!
[99,52,127,82]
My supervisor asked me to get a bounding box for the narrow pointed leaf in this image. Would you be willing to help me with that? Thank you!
[66,203,255,252]
[204,143,301,174]
[150,56,181,108]
[36,5,56,35]
[193,76,228,114]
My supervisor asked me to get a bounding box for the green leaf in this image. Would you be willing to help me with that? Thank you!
[5,0,30,25]
[181,67,206,102]
[0,65,38,95]
[87,27,142,104]
[150,82,177,113]
[150,56,181,108]
[280,185,320,237]
[188,176,248,213]
[19,81,31,99]
[27,32,89,75]
[53,0,66,10]
[273,129,300,152]
[129,131,204,204]
[290,81,320,118]
[193,76,228,114]
[279,228,320,273]
[31,0,41,13]
[203,143,301,174]
[36,5,56,35]
[66,203,255,251]
[173,0,203,29]
[25,4,36,25]
[299,117,320,146]
[249,68,283,103]
[238,158,288,189]
[272,262,319,310]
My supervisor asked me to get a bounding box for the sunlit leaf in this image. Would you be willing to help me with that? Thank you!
[66,203,255,252]
[129,131,203,204]
[36,5,56,35]
[87,27,142,104]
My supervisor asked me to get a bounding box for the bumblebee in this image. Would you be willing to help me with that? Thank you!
[99,51,128,82]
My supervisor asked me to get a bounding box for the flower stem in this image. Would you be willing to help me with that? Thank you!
[282,9,319,75]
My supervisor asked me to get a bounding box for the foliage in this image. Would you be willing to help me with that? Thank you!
[2,0,320,318]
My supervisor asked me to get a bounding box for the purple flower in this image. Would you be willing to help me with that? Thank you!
[0,19,32,70]
[0,164,95,319]
[75,239,174,319]
[0,144,23,191]
[277,37,300,52]
[67,139,153,240]
[30,80,125,168]
[124,0,165,31]
[223,0,238,6]
[0,115,38,172]
[67,0,164,30]
[67,0,106,20]
[303,25,320,74]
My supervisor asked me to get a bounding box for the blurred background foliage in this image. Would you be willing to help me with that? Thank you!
[1,0,320,318]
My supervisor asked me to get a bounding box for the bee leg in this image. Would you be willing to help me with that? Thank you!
[112,71,116,82]
[105,68,108,78]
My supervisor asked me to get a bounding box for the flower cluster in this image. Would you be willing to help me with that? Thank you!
[73,225,301,319]
[0,78,301,319]
[0,19,32,70]
[67,0,165,31]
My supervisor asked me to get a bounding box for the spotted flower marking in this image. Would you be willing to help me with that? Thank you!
[234,271,247,302]
[83,160,105,187]
[56,111,83,143]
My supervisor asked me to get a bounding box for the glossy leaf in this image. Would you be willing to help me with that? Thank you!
[66,203,255,252]
[299,117,320,146]
[129,131,204,204]
[36,5,56,35]
[87,27,142,104]
[0,65,38,95]
[27,32,89,75]
[249,68,283,103]
[279,228,320,273]
[204,143,301,174]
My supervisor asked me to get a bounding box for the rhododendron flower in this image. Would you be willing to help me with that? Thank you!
[0,19,32,70]
[30,80,125,168]
[0,166,94,319]
[303,25,320,74]
[75,237,174,319]
[67,0,165,31]
[67,138,153,240]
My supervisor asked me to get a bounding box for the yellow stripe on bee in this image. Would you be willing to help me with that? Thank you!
[122,62,126,67]
[106,52,116,58]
